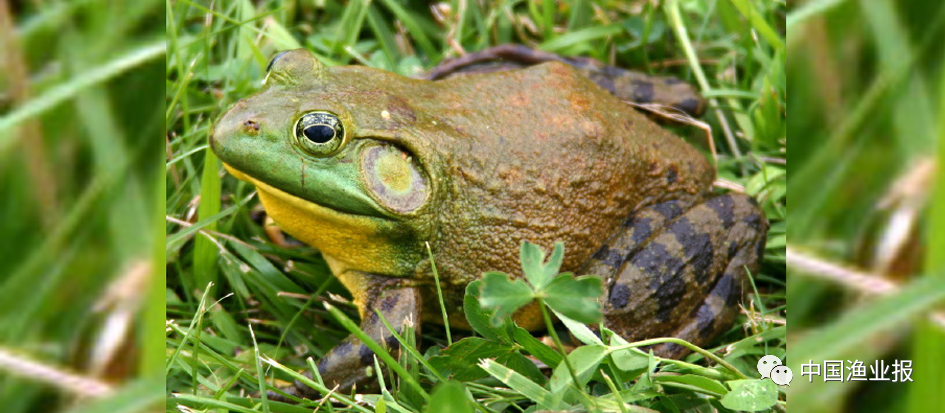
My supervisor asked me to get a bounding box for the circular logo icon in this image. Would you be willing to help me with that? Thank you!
[771,366,793,386]
[757,355,782,379]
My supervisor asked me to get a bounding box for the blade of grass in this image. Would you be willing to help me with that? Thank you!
[726,0,783,50]
[170,393,265,413]
[790,273,945,365]
[193,148,222,296]
[375,310,447,383]
[907,52,945,413]
[786,0,847,31]
[0,150,136,327]
[665,0,742,164]
[374,0,436,58]
[540,0,555,39]
[365,7,398,68]
[860,0,936,156]
[248,325,271,413]
[260,357,373,412]
[478,359,559,409]
[64,29,150,262]
[426,242,452,345]
[164,193,252,255]
[143,158,166,376]
[0,40,166,151]
[60,375,164,413]
[13,0,96,39]
[538,25,623,52]
[790,4,945,235]
[324,303,431,402]
[332,0,370,64]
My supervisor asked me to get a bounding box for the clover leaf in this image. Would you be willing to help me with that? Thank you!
[479,241,602,326]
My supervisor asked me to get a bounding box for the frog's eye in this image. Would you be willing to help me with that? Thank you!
[294,111,346,156]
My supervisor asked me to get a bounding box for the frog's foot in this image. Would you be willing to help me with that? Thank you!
[294,279,421,398]
[592,194,767,358]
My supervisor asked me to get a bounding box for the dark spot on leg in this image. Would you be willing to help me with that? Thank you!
[592,245,625,269]
[635,243,686,292]
[654,277,685,322]
[379,294,399,312]
[673,218,698,253]
[743,213,764,228]
[656,342,686,358]
[627,217,654,246]
[712,272,741,307]
[668,217,714,284]
[588,72,616,94]
[652,201,683,221]
[601,65,623,78]
[663,77,684,85]
[727,241,738,261]
[384,335,401,351]
[631,80,655,103]
[695,305,718,339]
[359,344,375,366]
[693,266,712,286]
[610,283,631,309]
[706,196,736,229]
[691,242,714,285]
[634,241,689,322]
[754,235,767,264]
[676,98,703,116]
[334,340,353,358]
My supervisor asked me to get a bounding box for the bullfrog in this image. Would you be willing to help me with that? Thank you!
[210,47,767,394]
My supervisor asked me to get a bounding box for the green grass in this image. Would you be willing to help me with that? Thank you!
[787,1,945,412]
[166,1,785,412]
[0,0,165,412]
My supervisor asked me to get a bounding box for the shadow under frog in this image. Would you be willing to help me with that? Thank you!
[210,48,767,395]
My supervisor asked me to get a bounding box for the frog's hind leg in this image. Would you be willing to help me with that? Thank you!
[591,193,767,358]
[649,267,745,358]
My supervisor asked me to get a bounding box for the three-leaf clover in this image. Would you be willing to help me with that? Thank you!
[480,241,603,325]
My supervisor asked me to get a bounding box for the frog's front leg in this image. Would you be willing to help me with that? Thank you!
[591,194,767,357]
[296,273,421,396]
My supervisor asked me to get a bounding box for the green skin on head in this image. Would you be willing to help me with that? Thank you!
[210,48,767,394]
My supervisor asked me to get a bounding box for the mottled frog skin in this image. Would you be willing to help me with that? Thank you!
[210,48,767,393]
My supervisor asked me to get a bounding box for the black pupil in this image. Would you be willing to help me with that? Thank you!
[303,125,335,143]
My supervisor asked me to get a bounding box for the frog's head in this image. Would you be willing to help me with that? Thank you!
[210,49,438,276]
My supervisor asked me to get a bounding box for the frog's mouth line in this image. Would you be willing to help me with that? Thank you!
[222,163,392,222]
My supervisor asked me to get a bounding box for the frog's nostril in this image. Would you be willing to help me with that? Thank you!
[243,119,260,132]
